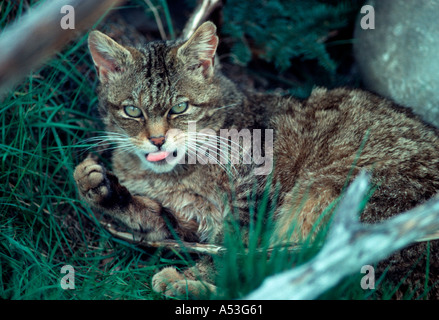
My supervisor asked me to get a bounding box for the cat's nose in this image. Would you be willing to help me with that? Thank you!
[149,136,166,148]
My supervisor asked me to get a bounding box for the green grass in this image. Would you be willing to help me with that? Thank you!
[0,1,163,299]
[0,39,153,299]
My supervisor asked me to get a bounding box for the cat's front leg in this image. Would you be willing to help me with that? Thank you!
[73,156,171,241]
[73,156,112,205]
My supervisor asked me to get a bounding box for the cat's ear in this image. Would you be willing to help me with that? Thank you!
[177,21,219,79]
[88,30,132,83]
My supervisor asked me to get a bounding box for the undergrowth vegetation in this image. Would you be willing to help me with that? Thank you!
[0,0,165,300]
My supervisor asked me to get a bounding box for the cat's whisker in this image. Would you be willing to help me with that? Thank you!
[80,133,132,146]
[187,132,253,163]
[81,140,123,152]
[185,138,230,164]
[79,131,139,155]
[192,141,240,171]
[191,132,251,154]
[185,135,234,162]
[185,137,239,176]
[185,135,244,174]
[185,142,235,177]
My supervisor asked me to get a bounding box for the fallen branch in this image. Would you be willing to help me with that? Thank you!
[0,0,124,96]
[100,220,227,255]
[245,171,439,300]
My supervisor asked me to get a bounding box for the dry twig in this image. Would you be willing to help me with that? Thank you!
[100,220,303,256]
[0,0,124,96]
[143,0,167,40]
[101,220,227,255]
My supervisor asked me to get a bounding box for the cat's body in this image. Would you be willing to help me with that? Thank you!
[74,22,439,298]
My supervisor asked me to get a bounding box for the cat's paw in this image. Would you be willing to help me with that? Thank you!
[152,267,216,298]
[73,156,110,204]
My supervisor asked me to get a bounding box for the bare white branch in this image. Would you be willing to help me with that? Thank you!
[245,171,439,300]
[0,0,124,96]
[182,0,222,40]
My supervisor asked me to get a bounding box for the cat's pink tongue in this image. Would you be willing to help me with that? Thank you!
[146,151,170,162]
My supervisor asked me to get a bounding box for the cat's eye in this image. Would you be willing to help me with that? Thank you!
[169,102,189,115]
[124,105,142,118]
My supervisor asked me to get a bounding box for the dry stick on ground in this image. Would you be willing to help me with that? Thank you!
[245,171,439,300]
[100,220,302,256]
[100,220,228,255]
[0,0,124,97]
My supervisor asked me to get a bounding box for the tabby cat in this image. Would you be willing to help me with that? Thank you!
[73,22,439,298]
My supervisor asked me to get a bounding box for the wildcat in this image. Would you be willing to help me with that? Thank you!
[74,22,439,298]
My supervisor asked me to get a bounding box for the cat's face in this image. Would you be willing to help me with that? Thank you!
[88,22,227,173]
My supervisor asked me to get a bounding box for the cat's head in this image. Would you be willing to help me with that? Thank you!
[88,22,235,173]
